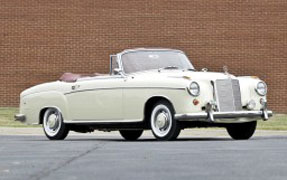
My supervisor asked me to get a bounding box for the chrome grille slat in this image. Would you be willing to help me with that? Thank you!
[215,79,242,112]
[231,79,242,111]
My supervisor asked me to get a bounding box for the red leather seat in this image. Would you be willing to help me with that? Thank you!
[59,73,82,83]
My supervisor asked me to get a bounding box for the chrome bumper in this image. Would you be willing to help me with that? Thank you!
[174,110,273,123]
[14,114,26,122]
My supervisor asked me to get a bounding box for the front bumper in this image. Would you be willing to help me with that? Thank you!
[175,110,273,123]
[14,114,26,122]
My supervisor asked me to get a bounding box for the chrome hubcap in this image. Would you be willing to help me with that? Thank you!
[151,104,172,137]
[43,109,61,137]
[48,114,58,129]
[156,112,168,129]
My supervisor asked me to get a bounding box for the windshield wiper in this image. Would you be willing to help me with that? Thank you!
[158,66,180,72]
[186,68,196,71]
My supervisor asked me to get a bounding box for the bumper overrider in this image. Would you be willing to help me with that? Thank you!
[175,101,273,123]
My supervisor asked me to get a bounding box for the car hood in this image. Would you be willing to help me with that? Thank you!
[20,81,60,97]
[171,71,236,81]
[133,70,236,81]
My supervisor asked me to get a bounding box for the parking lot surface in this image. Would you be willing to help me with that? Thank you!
[0,130,287,180]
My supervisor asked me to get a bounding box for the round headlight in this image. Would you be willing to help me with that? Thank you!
[256,82,267,96]
[188,82,200,96]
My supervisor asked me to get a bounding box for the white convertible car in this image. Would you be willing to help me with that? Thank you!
[15,48,272,141]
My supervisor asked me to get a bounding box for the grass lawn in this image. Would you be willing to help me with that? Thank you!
[0,107,38,127]
[257,114,287,130]
[0,107,286,130]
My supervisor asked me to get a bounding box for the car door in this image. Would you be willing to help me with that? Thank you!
[65,76,124,122]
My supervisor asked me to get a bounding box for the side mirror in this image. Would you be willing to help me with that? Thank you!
[113,68,123,75]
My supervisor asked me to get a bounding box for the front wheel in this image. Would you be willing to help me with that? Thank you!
[119,130,143,141]
[226,121,257,140]
[150,100,181,141]
[43,108,69,140]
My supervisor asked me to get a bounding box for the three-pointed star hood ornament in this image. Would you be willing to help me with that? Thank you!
[223,65,229,75]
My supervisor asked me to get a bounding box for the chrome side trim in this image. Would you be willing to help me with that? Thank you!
[175,110,273,123]
[64,87,186,95]
[14,114,26,122]
[64,119,143,124]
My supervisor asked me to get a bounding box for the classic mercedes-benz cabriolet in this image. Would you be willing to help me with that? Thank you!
[15,48,272,141]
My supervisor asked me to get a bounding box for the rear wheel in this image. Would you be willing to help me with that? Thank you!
[226,121,257,140]
[119,130,143,141]
[150,100,181,141]
[43,108,69,140]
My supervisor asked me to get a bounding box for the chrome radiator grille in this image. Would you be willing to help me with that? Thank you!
[215,79,242,112]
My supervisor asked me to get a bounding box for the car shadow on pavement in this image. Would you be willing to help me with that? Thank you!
[60,136,232,142]
[60,136,285,142]
[21,135,287,142]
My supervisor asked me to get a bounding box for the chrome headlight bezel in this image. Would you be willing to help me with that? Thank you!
[255,81,267,96]
[188,82,200,97]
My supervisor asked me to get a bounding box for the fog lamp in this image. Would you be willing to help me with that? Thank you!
[260,98,267,105]
[247,100,256,110]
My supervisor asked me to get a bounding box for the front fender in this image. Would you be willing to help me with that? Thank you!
[20,91,68,124]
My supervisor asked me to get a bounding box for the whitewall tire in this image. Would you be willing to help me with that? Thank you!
[43,108,69,140]
[150,100,181,141]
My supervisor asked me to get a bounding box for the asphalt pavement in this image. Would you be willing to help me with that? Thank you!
[0,131,287,180]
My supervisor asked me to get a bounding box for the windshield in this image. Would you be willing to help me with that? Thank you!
[121,50,194,74]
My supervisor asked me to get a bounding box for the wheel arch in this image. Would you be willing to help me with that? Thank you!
[143,96,175,123]
[39,106,63,124]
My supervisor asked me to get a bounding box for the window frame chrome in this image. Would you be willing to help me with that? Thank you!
[116,48,193,75]
[109,54,118,75]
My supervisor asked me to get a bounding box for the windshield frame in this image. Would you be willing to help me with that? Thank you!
[118,48,194,75]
